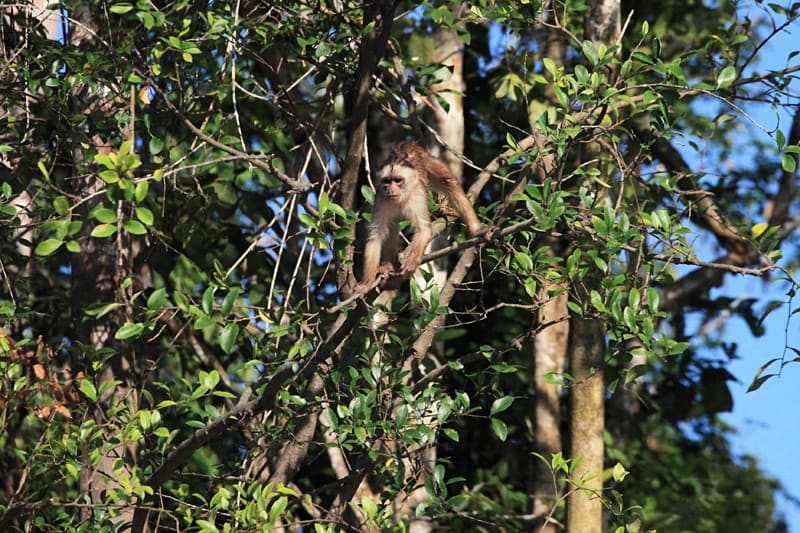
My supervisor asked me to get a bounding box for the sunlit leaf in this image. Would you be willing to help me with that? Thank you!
[490,396,514,416]
[716,66,736,88]
[91,224,117,238]
[751,223,769,238]
[115,322,144,340]
[219,323,239,353]
[34,238,62,256]
[490,418,508,442]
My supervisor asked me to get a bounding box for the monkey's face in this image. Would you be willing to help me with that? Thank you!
[379,164,415,201]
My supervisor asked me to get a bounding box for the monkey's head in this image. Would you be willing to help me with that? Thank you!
[378,163,417,201]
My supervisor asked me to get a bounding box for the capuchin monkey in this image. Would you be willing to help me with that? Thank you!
[358,141,494,293]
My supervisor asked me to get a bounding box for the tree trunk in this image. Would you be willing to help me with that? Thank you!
[566,307,606,533]
[65,6,140,528]
[532,6,569,530]
[532,275,568,531]
[566,2,619,532]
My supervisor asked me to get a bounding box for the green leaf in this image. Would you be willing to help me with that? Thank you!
[490,418,508,442]
[98,169,120,184]
[115,322,145,340]
[581,40,599,66]
[396,404,409,427]
[443,428,459,442]
[716,66,736,88]
[221,288,241,317]
[437,402,452,424]
[268,496,288,525]
[135,206,154,226]
[147,288,167,310]
[195,520,219,533]
[37,160,50,180]
[53,196,70,215]
[612,462,629,482]
[202,287,215,315]
[134,180,149,202]
[490,396,514,416]
[200,370,220,390]
[784,144,800,154]
[360,185,375,205]
[174,291,189,311]
[194,316,215,330]
[542,57,557,77]
[78,380,97,402]
[34,238,63,256]
[781,153,797,173]
[124,220,147,235]
[667,341,690,356]
[91,223,117,238]
[776,129,786,150]
[590,290,606,312]
[109,3,134,14]
[748,357,779,392]
[85,302,122,318]
[93,207,118,223]
[219,323,239,353]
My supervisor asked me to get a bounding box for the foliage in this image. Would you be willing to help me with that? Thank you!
[1,0,798,531]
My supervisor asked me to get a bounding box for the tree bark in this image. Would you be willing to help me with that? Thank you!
[532,6,569,530]
[532,275,568,531]
[566,1,619,531]
[566,306,606,533]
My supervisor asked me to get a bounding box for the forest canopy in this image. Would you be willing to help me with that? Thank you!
[1,0,798,531]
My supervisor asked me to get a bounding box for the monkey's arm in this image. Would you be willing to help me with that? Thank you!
[359,202,400,292]
[400,199,433,277]
[361,230,383,290]
[426,157,492,239]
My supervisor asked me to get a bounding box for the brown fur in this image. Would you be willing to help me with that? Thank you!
[358,142,491,292]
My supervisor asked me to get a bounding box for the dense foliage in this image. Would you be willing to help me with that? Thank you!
[1,0,798,531]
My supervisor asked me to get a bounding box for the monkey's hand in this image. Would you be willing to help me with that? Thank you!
[357,264,396,294]
[400,251,423,278]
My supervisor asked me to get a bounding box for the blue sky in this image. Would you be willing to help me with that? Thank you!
[714,6,800,528]
[723,278,800,530]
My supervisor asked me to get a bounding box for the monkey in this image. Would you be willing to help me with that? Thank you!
[358,141,493,293]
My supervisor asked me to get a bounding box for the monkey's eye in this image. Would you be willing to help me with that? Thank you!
[383,177,403,185]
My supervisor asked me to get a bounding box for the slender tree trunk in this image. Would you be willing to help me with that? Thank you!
[566,1,619,531]
[532,274,568,531]
[532,6,569,530]
[64,6,140,527]
[566,303,606,532]
[13,1,136,526]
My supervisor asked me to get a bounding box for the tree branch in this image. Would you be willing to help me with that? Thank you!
[764,103,800,227]
[639,128,758,263]
[131,305,366,529]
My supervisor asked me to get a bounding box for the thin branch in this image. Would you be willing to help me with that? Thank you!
[131,304,366,529]
[639,128,759,262]
[144,79,311,193]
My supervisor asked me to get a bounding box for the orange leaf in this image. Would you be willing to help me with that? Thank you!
[53,402,72,418]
